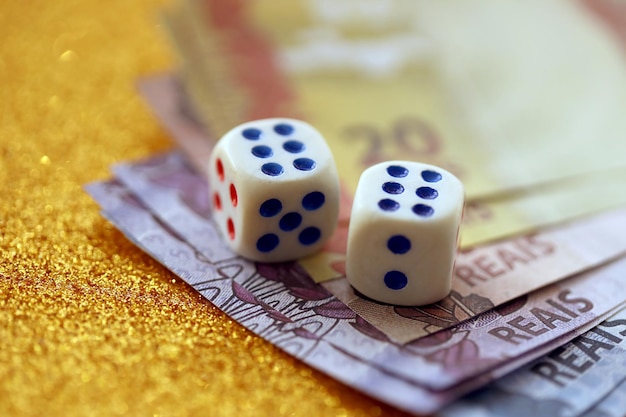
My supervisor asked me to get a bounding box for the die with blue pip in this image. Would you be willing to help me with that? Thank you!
[208,118,340,262]
[346,161,464,306]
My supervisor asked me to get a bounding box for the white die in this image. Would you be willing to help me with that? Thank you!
[208,118,340,262]
[346,161,464,306]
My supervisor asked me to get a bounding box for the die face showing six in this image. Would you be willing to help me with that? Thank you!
[346,161,464,306]
[208,118,340,262]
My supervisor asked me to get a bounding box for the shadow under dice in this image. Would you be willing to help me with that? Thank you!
[208,118,340,262]
[346,161,464,306]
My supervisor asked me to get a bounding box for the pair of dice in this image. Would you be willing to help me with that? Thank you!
[208,118,464,306]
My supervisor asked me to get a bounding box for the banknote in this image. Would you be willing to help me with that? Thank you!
[159,0,238,138]
[324,268,626,392]
[405,0,626,193]
[85,179,626,413]
[112,151,626,344]
[85,180,454,415]
[137,74,626,252]
[584,0,626,51]
[580,379,626,417]
[440,308,626,417]
[109,153,626,389]
[165,0,626,200]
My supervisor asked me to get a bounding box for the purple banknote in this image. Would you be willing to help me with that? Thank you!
[88,163,626,394]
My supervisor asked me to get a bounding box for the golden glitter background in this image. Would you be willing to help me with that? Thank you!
[0,1,412,416]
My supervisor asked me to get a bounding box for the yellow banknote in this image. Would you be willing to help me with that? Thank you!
[173,0,626,200]
[160,0,626,283]
[139,74,626,285]
[161,2,243,137]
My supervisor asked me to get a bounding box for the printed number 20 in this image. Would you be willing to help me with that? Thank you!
[343,117,441,167]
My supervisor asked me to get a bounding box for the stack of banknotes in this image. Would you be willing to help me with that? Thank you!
[87,0,626,415]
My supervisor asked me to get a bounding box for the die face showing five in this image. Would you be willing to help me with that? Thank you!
[346,161,464,306]
[208,118,340,262]
[220,118,336,185]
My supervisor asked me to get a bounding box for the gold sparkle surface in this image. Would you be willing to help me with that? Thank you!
[0,1,413,416]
